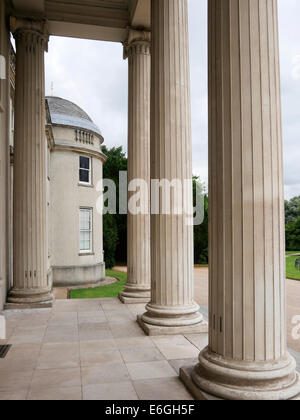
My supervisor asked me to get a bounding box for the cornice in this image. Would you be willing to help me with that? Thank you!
[53,143,107,163]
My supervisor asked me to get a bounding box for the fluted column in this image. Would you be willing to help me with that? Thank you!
[7,18,53,308]
[181,0,300,400]
[137,0,207,335]
[119,29,151,304]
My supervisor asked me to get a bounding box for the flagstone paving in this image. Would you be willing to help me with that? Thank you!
[0,298,202,400]
[116,266,300,354]
[0,272,299,400]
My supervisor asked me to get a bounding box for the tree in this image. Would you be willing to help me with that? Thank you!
[102,146,127,265]
[286,216,300,251]
[285,196,300,252]
[285,196,300,225]
[102,146,210,267]
[103,213,118,268]
[193,177,208,265]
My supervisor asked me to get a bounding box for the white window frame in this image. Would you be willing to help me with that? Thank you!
[79,207,93,254]
[79,155,92,185]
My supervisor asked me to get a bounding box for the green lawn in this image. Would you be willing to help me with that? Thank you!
[70,270,127,299]
[286,251,300,255]
[286,256,300,281]
[70,260,300,300]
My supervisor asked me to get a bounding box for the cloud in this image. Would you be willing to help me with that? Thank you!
[45,0,300,199]
[45,38,128,149]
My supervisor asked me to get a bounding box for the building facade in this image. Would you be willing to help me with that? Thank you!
[46,96,106,287]
[0,0,299,400]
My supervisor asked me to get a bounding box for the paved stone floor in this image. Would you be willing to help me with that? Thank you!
[0,268,299,400]
[0,298,209,400]
[116,266,300,354]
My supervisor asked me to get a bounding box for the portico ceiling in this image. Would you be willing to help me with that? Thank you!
[8,0,150,42]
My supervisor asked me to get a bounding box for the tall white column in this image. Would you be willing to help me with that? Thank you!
[119,29,151,304]
[7,18,53,308]
[181,0,300,400]
[138,0,207,335]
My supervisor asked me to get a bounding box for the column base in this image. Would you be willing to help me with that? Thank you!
[119,293,150,304]
[6,288,54,309]
[119,284,151,304]
[180,366,220,400]
[138,302,208,335]
[5,301,53,310]
[180,347,300,401]
[137,314,208,336]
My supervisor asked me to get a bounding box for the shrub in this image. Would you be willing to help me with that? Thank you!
[103,213,118,268]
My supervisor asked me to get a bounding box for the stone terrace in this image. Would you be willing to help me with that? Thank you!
[0,298,209,400]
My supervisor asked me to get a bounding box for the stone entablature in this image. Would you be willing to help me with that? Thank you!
[49,126,106,162]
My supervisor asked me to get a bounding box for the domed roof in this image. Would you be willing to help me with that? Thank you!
[46,96,102,137]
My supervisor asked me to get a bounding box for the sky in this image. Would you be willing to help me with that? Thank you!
[45,0,300,200]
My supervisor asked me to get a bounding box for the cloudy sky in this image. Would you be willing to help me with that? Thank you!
[45,0,300,199]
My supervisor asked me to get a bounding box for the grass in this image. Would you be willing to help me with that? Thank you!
[286,251,300,255]
[286,256,300,281]
[70,269,127,299]
[70,259,300,299]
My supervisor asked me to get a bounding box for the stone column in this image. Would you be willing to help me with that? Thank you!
[7,18,53,308]
[119,29,151,304]
[181,0,300,400]
[137,0,207,335]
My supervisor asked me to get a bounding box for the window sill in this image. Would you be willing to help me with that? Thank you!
[78,182,94,188]
[79,252,95,256]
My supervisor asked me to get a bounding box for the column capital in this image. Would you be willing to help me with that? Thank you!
[10,17,49,51]
[123,28,151,59]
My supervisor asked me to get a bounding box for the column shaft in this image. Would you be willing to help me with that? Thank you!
[119,30,151,304]
[138,0,207,335]
[7,18,53,308]
[181,0,300,400]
